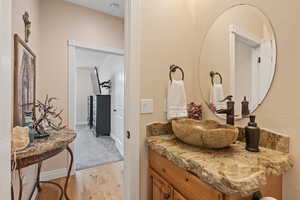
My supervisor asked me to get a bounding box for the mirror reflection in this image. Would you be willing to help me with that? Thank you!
[198,5,276,118]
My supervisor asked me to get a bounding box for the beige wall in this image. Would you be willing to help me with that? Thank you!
[12,0,40,55]
[12,0,40,198]
[38,0,124,171]
[140,1,200,199]
[140,0,300,199]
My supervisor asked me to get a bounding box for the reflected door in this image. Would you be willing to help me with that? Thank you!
[111,70,125,156]
[235,37,260,113]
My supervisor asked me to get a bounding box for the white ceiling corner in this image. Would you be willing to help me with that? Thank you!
[65,0,124,18]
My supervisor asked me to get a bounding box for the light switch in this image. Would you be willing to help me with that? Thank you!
[140,99,154,114]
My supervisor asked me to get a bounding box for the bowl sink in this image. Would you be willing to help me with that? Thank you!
[171,119,239,149]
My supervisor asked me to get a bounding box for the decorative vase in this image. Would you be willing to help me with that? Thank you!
[23,111,34,144]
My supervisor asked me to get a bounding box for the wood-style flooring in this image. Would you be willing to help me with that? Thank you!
[37,161,124,200]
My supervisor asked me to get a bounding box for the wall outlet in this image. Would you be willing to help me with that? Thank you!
[140,99,154,114]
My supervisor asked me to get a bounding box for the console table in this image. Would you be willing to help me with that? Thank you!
[11,129,76,200]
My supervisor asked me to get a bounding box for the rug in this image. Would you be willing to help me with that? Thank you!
[75,125,123,170]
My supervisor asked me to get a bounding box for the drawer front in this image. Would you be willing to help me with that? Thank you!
[150,169,173,200]
[149,151,223,200]
[174,190,187,200]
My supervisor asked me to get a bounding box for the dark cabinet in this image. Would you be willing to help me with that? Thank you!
[90,95,111,137]
[87,96,93,129]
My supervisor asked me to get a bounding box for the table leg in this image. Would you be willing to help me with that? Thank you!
[11,183,14,200]
[18,169,23,200]
[28,162,42,200]
[37,162,42,192]
[64,146,73,200]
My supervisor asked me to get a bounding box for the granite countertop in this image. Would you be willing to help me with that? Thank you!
[146,133,293,197]
[14,129,76,160]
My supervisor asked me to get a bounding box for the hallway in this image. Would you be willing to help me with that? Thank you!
[75,125,123,170]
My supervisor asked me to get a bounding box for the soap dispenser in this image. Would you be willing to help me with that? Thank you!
[241,96,250,118]
[245,115,260,152]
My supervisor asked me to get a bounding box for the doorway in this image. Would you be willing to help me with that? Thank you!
[234,36,260,113]
[229,25,261,113]
[70,44,125,171]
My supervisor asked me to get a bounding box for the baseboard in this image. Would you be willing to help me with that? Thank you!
[40,168,68,181]
[76,121,88,126]
[111,134,124,157]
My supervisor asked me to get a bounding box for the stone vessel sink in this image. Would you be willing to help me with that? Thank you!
[171,119,239,149]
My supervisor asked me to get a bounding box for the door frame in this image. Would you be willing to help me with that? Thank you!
[67,40,125,172]
[67,40,125,130]
[0,0,12,199]
[229,24,261,102]
[124,0,142,199]
[0,0,142,199]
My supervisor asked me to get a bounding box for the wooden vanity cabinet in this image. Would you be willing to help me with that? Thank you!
[149,151,282,200]
[151,169,174,200]
[174,190,187,200]
[149,151,222,200]
[150,169,188,200]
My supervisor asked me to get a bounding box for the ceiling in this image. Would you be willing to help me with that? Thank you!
[65,0,124,18]
[75,47,123,70]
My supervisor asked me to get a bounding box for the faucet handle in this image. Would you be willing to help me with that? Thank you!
[220,95,233,102]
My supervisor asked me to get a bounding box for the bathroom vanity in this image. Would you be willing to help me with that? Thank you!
[146,123,293,200]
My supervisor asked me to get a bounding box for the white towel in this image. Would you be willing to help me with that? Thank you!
[167,80,188,120]
[209,84,225,111]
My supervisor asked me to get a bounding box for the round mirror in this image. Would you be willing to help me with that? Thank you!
[198,5,276,119]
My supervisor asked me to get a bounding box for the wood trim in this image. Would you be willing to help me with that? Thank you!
[67,45,76,130]
[68,40,124,56]
[0,0,12,198]
[124,0,142,200]
[229,24,261,47]
[40,167,68,181]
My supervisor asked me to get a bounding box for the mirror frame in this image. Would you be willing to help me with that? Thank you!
[197,4,278,120]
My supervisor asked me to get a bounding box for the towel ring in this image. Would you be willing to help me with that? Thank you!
[169,65,184,82]
[210,71,223,85]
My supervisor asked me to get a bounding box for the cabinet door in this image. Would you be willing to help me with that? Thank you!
[174,190,187,200]
[150,151,223,200]
[151,170,173,200]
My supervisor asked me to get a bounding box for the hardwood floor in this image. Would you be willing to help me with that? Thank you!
[37,161,124,200]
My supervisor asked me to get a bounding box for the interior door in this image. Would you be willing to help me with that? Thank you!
[235,38,257,113]
[258,39,274,103]
[111,69,125,156]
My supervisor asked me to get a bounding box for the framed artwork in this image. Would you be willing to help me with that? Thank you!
[13,34,36,126]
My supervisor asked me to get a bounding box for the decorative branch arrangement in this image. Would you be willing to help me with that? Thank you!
[31,95,66,137]
[100,80,111,89]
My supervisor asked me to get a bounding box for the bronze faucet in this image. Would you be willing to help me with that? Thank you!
[216,95,235,126]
